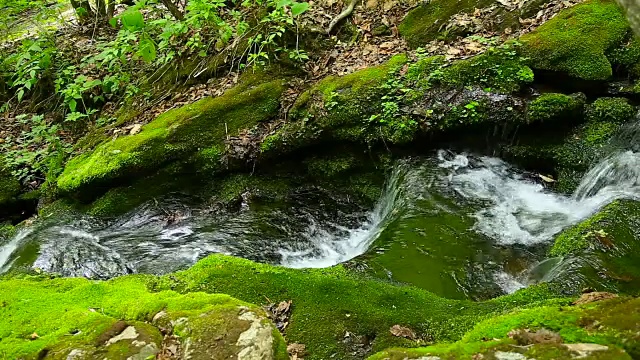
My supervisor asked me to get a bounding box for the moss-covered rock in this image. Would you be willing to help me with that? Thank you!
[554,121,621,193]
[398,0,554,47]
[519,0,630,80]
[548,200,640,294]
[0,253,571,360]
[585,97,636,123]
[527,93,586,123]
[267,49,532,158]
[57,78,286,196]
[369,296,640,359]
[0,274,288,360]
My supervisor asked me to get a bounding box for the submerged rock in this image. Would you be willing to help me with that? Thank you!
[548,200,640,294]
[32,228,132,279]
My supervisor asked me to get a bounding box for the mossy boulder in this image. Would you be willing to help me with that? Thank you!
[519,0,630,80]
[585,97,636,123]
[554,121,621,193]
[57,79,286,196]
[266,49,533,157]
[369,296,640,359]
[548,200,640,294]
[0,275,288,360]
[398,0,555,47]
[527,93,586,124]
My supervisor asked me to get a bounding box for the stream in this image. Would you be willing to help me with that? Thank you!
[2,122,640,299]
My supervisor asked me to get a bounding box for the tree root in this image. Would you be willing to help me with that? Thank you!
[326,0,359,34]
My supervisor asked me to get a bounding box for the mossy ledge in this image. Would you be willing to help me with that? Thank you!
[56,78,286,196]
[369,296,640,359]
[1,254,572,360]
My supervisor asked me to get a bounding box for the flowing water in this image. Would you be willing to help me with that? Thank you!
[3,122,640,298]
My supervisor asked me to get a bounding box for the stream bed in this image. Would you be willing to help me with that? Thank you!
[2,136,640,299]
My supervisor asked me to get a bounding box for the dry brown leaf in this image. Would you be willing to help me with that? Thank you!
[389,325,416,340]
[287,343,306,360]
[129,124,142,135]
[573,292,618,305]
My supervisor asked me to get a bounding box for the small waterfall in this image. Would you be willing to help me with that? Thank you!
[0,229,33,272]
[279,163,407,268]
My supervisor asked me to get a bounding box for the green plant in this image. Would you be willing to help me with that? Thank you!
[0,114,70,184]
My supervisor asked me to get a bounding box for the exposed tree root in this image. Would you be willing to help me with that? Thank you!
[326,0,359,34]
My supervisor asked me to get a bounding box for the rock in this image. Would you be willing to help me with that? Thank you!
[106,326,138,345]
[508,328,563,345]
[66,349,87,360]
[167,305,285,360]
[564,343,609,357]
[494,352,528,360]
[573,292,618,305]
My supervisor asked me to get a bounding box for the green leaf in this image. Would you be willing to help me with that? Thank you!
[277,0,293,7]
[109,17,118,28]
[121,10,145,31]
[68,99,77,112]
[291,2,309,16]
[17,89,25,102]
[138,37,157,63]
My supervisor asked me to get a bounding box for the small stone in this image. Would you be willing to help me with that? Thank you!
[564,343,609,357]
[66,349,86,360]
[494,352,528,360]
[106,326,139,345]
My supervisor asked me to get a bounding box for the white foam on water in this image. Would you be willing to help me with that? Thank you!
[0,229,32,271]
[279,163,407,268]
[438,146,640,246]
[494,271,526,294]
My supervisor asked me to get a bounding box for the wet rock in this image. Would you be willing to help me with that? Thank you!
[32,228,132,279]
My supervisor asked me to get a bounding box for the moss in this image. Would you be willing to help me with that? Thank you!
[0,274,287,359]
[305,154,357,177]
[437,43,534,93]
[585,97,636,123]
[608,36,640,76]
[520,0,630,80]
[0,254,569,360]
[553,121,620,192]
[146,255,569,359]
[57,79,286,195]
[398,0,494,47]
[527,93,586,123]
[0,223,15,239]
[549,200,640,294]
[370,297,640,359]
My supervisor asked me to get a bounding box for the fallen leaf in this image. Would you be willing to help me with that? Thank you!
[30,332,39,340]
[573,292,618,305]
[389,325,416,340]
[287,343,306,360]
[129,123,142,135]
